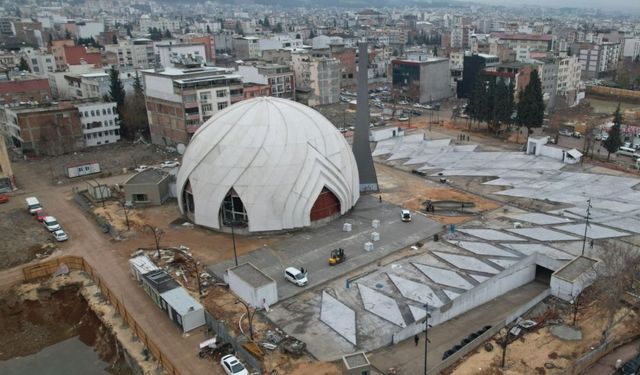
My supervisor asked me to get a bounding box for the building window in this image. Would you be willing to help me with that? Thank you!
[102,109,107,115]
[217,102,228,110]
[200,93,210,101]
[91,110,95,116]
[201,104,212,112]
[216,90,227,98]
[132,194,148,202]
[107,108,111,114]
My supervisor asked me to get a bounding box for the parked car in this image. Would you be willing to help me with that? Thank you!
[160,160,180,168]
[0,194,8,204]
[571,131,582,139]
[284,267,308,287]
[411,109,423,116]
[401,209,412,222]
[398,116,409,122]
[220,354,248,375]
[559,129,572,136]
[43,216,61,232]
[134,165,149,172]
[620,354,640,375]
[35,209,48,222]
[52,229,69,242]
[26,196,42,215]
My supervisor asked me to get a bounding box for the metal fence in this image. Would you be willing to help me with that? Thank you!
[22,256,182,375]
[203,311,263,373]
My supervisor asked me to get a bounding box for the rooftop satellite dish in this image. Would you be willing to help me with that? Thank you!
[177,143,186,155]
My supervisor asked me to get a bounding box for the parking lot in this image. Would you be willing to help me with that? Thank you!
[208,194,442,301]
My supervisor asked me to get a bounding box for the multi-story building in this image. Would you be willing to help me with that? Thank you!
[179,34,216,63]
[623,38,640,59]
[492,33,554,62]
[291,54,341,107]
[0,76,52,105]
[459,53,499,98]
[237,63,295,99]
[233,36,261,60]
[156,42,207,68]
[574,41,621,79]
[49,39,76,71]
[76,101,121,146]
[556,54,581,103]
[0,101,83,156]
[23,50,56,75]
[0,52,18,70]
[391,57,451,103]
[141,65,243,146]
[105,38,155,69]
[65,72,110,100]
[449,51,465,89]
[139,15,181,33]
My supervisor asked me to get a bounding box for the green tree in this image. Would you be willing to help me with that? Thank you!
[235,21,244,36]
[206,24,211,34]
[18,56,30,72]
[133,71,143,96]
[308,29,316,39]
[467,75,484,127]
[263,16,270,28]
[603,104,624,161]
[516,69,545,136]
[108,66,127,136]
[163,29,172,39]
[184,26,190,34]
[64,29,72,40]
[122,71,149,139]
[273,23,283,33]
[112,34,118,44]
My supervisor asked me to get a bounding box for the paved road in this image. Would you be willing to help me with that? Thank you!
[2,161,217,375]
[583,339,640,375]
[208,195,442,301]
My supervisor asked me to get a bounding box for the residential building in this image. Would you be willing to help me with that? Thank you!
[556,54,581,104]
[242,83,271,100]
[179,34,216,63]
[0,53,18,70]
[23,50,56,75]
[76,101,121,146]
[237,63,295,99]
[62,45,103,67]
[139,15,181,33]
[291,54,341,107]
[391,57,451,103]
[105,38,155,69]
[0,76,52,105]
[0,101,83,156]
[49,39,76,71]
[76,21,105,39]
[574,41,621,78]
[449,51,465,90]
[156,42,206,68]
[492,33,554,62]
[622,38,640,59]
[65,72,110,100]
[233,36,261,60]
[141,65,243,146]
[259,35,304,52]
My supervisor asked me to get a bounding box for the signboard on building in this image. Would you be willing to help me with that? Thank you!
[65,161,101,178]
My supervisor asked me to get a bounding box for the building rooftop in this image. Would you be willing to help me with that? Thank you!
[495,33,553,42]
[141,66,234,77]
[393,57,448,64]
[142,269,180,294]
[125,168,170,185]
[343,352,370,369]
[160,286,203,315]
[229,263,276,288]
[554,256,597,282]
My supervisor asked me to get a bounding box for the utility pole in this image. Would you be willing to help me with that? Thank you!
[423,303,432,375]
[121,199,130,231]
[581,198,592,257]
[571,292,580,326]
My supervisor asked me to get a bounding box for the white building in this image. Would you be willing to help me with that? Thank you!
[105,38,155,69]
[237,63,295,99]
[259,35,304,52]
[139,15,181,33]
[155,42,206,68]
[176,97,359,232]
[556,54,581,97]
[312,35,344,50]
[24,51,55,75]
[576,41,621,78]
[76,21,105,39]
[623,38,640,59]
[76,101,121,146]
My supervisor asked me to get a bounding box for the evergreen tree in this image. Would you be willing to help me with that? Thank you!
[206,24,211,34]
[184,26,190,34]
[122,71,149,139]
[273,23,283,33]
[126,24,132,38]
[467,76,483,126]
[308,29,316,39]
[112,34,118,44]
[263,16,270,28]
[133,71,143,96]
[65,29,72,40]
[18,57,30,72]
[235,21,243,36]
[603,104,624,161]
[163,29,172,39]
[48,33,53,46]
[516,69,545,135]
[108,66,127,135]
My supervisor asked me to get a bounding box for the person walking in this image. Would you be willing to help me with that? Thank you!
[414,334,420,346]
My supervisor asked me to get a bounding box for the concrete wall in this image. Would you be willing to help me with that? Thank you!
[393,254,560,344]
[420,60,451,103]
[227,270,278,307]
[370,127,405,142]
[256,282,278,307]
[125,178,170,206]
[181,307,206,332]
[587,85,640,104]
[551,264,597,302]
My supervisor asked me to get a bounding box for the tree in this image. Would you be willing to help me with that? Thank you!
[234,21,243,36]
[263,16,270,28]
[206,24,211,34]
[603,104,624,161]
[592,242,640,344]
[149,27,162,41]
[163,29,172,39]
[108,66,127,136]
[64,29,72,40]
[184,26,190,34]
[112,34,118,44]
[126,24,132,38]
[48,33,53,46]
[516,69,544,136]
[273,23,283,33]
[308,29,316,39]
[18,56,30,72]
[121,71,149,139]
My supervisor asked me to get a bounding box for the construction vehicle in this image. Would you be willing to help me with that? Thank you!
[328,248,346,266]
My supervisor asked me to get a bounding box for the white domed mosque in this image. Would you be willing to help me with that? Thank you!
[176,97,360,232]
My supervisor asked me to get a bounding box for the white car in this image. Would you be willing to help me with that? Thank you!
[134,165,149,172]
[220,354,248,375]
[398,116,409,122]
[160,160,180,168]
[284,267,308,287]
[401,210,412,222]
[52,229,68,242]
[43,216,61,232]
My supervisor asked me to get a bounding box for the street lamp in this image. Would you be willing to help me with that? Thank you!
[570,292,580,327]
[144,225,165,259]
[120,199,131,231]
[234,299,255,340]
[581,198,592,257]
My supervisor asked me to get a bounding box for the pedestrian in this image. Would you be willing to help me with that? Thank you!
[414,334,420,346]
[379,195,382,203]
[467,135,470,141]
[590,239,594,249]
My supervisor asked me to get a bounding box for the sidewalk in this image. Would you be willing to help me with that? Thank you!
[368,282,548,375]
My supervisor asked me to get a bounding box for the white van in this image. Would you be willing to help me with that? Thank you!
[26,197,42,215]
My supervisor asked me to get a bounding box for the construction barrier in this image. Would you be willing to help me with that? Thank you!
[22,256,182,375]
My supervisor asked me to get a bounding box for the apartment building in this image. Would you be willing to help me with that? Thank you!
[233,36,261,60]
[139,15,181,33]
[574,41,621,79]
[237,63,295,99]
[76,101,121,146]
[141,65,243,146]
[156,42,206,68]
[0,76,52,105]
[492,33,554,62]
[105,38,155,69]
[291,54,341,106]
[391,57,451,103]
[556,54,581,102]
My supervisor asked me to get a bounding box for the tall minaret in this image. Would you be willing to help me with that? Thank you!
[352,42,379,192]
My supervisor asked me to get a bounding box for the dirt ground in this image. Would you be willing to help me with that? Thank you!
[0,282,130,374]
[446,292,640,375]
[0,207,58,270]
[376,163,500,225]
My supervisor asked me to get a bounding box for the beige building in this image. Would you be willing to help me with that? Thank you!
[291,53,341,107]
[124,168,172,206]
[0,134,14,192]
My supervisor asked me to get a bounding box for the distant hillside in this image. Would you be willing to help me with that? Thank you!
[152,0,461,8]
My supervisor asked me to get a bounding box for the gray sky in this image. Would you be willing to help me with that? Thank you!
[472,0,640,13]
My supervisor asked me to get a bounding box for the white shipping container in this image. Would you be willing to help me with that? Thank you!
[65,162,101,178]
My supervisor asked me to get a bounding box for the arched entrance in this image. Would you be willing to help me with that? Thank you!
[182,179,195,220]
[310,187,341,221]
[220,188,248,227]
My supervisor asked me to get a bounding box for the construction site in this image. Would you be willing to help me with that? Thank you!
[0,93,639,375]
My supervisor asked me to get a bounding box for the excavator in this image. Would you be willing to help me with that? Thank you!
[328,248,346,266]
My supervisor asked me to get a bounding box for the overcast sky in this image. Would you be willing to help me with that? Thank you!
[471,0,640,13]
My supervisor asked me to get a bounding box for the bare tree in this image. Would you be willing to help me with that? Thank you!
[592,242,640,343]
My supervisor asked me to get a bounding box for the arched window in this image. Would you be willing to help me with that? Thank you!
[220,188,248,226]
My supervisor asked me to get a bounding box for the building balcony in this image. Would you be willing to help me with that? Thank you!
[186,124,199,133]
[185,113,200,120]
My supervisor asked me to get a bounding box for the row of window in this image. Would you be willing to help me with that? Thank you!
[83,129,119,139]
[79,107,117,117]
[83,119,116,129]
